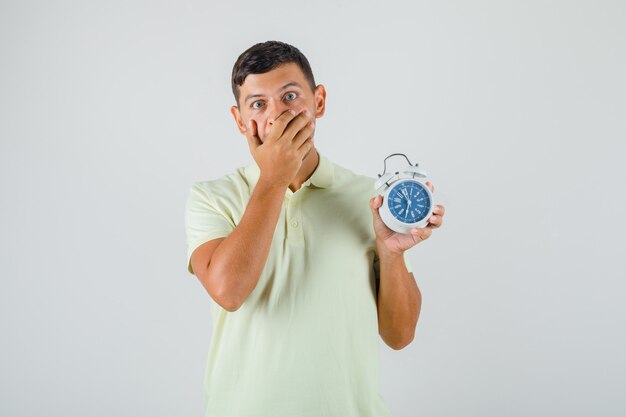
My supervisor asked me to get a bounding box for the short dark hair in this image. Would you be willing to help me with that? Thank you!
[231,40,316,107]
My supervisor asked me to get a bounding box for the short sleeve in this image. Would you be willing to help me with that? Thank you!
[185,182,235,274]
[373,249,414,281]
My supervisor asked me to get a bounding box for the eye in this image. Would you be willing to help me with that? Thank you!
[250,92,297,110]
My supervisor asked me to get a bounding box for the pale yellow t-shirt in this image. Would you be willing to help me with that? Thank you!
[185,149,413,417]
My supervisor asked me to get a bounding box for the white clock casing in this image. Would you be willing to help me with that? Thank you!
[374,157,435,235]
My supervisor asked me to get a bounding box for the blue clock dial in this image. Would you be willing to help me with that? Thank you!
[387,181,431,223]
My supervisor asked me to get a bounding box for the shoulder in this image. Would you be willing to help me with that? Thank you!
[187,166,250,206]
[330,159,378,198]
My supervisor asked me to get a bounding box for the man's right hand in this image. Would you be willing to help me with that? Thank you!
[244,109,315,189]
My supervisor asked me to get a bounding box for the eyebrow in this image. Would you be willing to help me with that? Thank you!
[244,82,304,104]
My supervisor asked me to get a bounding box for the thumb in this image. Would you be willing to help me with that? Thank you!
[370,195,383,220]
[245,119,262,149]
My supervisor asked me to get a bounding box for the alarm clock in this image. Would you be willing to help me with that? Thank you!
[374,153,435,234]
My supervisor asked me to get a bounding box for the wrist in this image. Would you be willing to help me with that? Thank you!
[376,238,404,257]
[256,177,287,193]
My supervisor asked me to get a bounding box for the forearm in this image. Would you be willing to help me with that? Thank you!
[209,178,286,310]
[376,241,421,349]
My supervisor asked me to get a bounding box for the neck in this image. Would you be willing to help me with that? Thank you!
[288,147,320,193]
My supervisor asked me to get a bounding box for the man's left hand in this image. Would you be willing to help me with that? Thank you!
[369,181,445,254]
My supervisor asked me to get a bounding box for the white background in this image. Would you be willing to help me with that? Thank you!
[1,1,625,416]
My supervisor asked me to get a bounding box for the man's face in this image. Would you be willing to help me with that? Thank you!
[231,62,326,143]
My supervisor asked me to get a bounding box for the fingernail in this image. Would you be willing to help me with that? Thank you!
[309,121,315,128]
[304,109,311,116]
[289,109,296,115]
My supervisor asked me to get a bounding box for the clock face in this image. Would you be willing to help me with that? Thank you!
[387,180,431,223]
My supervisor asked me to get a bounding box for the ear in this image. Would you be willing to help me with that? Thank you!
[313,84,326,118]
[230,105,247,134]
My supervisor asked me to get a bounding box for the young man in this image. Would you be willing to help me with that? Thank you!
[185,40,445,416]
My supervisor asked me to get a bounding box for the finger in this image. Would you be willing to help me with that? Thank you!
[245,119,262,149]
[425,181,435,193]
[369,196,383,220]
[282,109,313,143]
[433,205,445,216]
[266,109,299,144]
[428,214,442,228]
[410,226,433,242]
[296,137,314,158]
[293,119,315,149]
[369,195,383,210]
